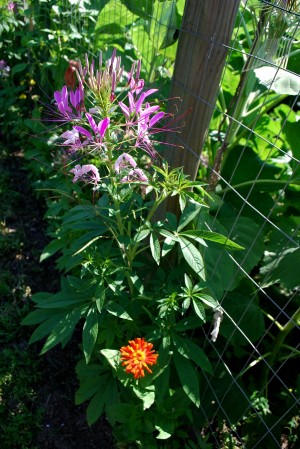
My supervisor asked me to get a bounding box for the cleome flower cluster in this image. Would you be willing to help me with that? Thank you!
[52,49,166,188]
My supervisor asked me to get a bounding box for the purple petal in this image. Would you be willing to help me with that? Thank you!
[135,92,147,115]
[128,92,135,114]
[85,112,98,134]
[149,111,165,127]
[143,88,158,98]
[119,101,130,118]
[98,117,110,138]
[74,125,92,138]
[114,153,137,173]
[139,105,160,119]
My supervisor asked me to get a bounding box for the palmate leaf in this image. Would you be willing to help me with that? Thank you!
[173,351,200,407]
[179,237,206,281]
[172,332,213,375]
[40,307,84,354]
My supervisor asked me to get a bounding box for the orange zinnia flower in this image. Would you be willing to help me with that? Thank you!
[120,338,158,379]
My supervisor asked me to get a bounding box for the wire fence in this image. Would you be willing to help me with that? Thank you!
[38,0,300,447]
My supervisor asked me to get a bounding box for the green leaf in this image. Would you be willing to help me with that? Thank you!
[133,227,150,243]
[180,230,244,250]
[179,237,206,280]
[173,352,200,407]
[192,297,206,322]
[40,239,64,262]
[159,229,179,241]
[177,200,202,231]
[184,274,193,290]
[172,333,213,374]
[254,66,300,95]
[12,63,27,75]
[106,302,133,320]
[86,388,106,426]
[196,293,219,310]
[106,403,137,424]
[76,373,109,405]
[260,247,300,290]
[220,291,265,346]
[100,349,120,370]
[150,232,161,264]
[155,415,175,439]
[33,292,87,308]
[40,307,83,354]
[161,236,176,257]
[28,313,66,344]
[22,308,58,326]
[83,307,99,363]
[132,385,155,410]
[95,283,106,313]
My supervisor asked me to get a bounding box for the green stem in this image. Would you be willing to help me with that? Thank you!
[261,307,300,391]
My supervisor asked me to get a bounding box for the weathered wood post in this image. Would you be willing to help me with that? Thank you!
[163,0,240,180]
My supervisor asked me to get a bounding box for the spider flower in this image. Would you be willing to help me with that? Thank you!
[70,164,100,184]
[120,338,158,379]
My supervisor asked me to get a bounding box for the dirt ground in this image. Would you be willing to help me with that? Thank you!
[1,149,115,449]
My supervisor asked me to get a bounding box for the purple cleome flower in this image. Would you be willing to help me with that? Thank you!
[74,113,110,143]
[114,153,137,173]
[70,164,100,184]
[54,84,84,120]
[121,168,148,184]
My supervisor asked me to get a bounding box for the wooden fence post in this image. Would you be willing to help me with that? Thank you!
[163,0,240,180]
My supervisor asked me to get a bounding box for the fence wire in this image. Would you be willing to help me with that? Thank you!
[55,0,299,447]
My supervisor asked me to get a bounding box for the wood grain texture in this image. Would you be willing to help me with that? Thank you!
[163,0,240,180]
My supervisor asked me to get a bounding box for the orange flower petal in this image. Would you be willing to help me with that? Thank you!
[120,337,158,379]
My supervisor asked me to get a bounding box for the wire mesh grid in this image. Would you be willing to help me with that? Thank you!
[47,0,300,447]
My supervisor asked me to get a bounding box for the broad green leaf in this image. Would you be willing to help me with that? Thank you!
[132,385,155,410]
[22,308,59,326]
[172,333,213,374]
[150,232,161,264]
[86,388,106,426]
[40,307,83,354]
[83,307,99,363]
[155,416,175,439]
[184,273,193,290]
[95,283,106,313]
[177,200,202,231]
[179,237,206,280]
[100,349,120,370]
[179,230,244,250]
[254,66,300,95]
[28,313,66,344]
[220,291,265,346]
[260,247,300,290]
[173,352,200,407]
[196,293,219,310]
[120,0,154,19]
[130,274,144,295]
[161,236,176,257]
[12,63,27,75]
[40,239,64,262]
[106,403,137,424]
[133,228,150,243]
[76,373,109,405]
[192,297,206,322]
[33,292,87,309]
[106,302,133,320]
[159,229,179,241]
